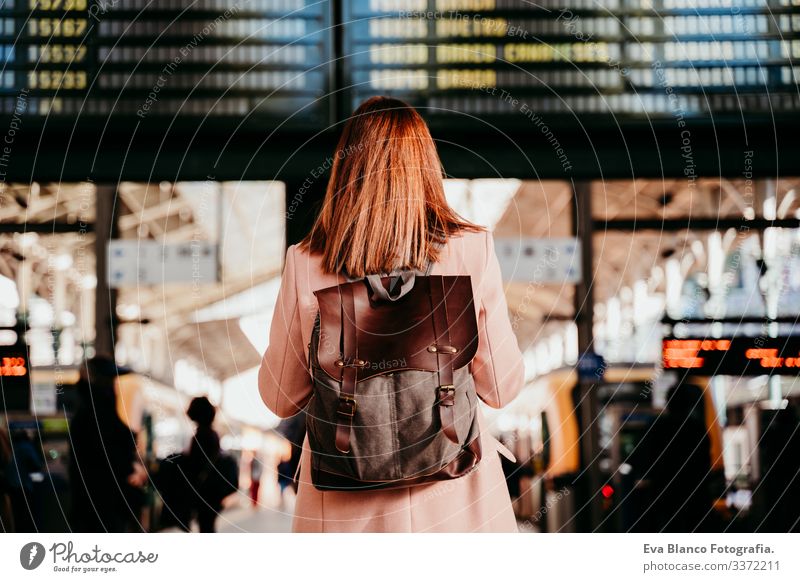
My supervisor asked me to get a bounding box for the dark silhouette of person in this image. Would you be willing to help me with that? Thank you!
[498,435,532,502]
[275,411,305,498]
[68,356,147,532]
[626,381,713,532]
[759,406,800,532]
[6,429,45,532]
[0,427,14,531]
[249,453,263,507]
[184,396,222,533]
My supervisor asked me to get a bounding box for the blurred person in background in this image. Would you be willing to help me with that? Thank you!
[759,406,800,532]
[0,427,13,531]
[276,449,296,509]
[249,452,263,508]
[626,380,713,532]
[498,434,532,513]
[6,429,45,532]
[275,411,305,508]
[69,356,148,532]
[154,396,237,532]
[184,396,223,533]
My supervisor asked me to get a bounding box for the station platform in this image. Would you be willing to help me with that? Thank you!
[209,495,538,533]
[217,504,294,534]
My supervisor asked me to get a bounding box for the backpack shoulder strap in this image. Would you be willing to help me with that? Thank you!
[429,274,459,444]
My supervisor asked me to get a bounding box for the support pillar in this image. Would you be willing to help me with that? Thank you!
[572,180,603,532]
[94,185,119,359]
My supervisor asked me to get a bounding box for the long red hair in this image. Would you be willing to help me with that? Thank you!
[298,96,484,277]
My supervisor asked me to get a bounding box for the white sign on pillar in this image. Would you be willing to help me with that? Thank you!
[107,240,219,287]
[30,379,57,416]
[494,237,582,284]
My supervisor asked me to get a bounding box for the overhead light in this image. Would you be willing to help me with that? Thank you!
[54,254,73,271]
[60,311,76,327]
[117,303,141,320]
[763,197,777,221]
[17,232,39,249]
[0,329,18,345]
[761,398,788,410]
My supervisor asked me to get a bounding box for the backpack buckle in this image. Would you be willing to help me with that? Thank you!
[335,357,367,368]
[337,395,357,417]
[437,385,455,406]
[428,344,458,354]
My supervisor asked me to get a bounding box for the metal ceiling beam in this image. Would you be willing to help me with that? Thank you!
[595,217,800,231]
[148,269,280,329]
[0,222,94,233]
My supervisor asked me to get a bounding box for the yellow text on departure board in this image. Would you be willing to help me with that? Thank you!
[435,0,496,10]
[28,70,87,90]
[370,69,429,89]
[29,18,87,36]
[369,19,428,39]
[437,69,496,89]
[30,0,88,9]
[369,44,429,64]
[30,44,87,64]
[436,44,496,63]
[505,42,611,63]
[436,17,507,37]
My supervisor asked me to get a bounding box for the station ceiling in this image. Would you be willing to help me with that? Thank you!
[2,176,799,382]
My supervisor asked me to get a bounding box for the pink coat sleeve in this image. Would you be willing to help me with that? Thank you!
[257,244,313,418]
[470,231,526,408]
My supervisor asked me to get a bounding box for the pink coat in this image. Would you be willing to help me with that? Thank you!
[257,228,526,532]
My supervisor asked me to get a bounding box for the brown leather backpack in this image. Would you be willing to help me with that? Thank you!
[306,263,483,491]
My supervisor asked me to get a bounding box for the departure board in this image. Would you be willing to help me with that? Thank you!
[343,0,800,120]
[0,339,31,412]
[663,336,800,376]
[1,1,797,125]
[0,1,797,180]
[0,0,332,125]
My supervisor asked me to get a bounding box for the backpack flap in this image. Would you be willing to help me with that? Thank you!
[312,275,479,383]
